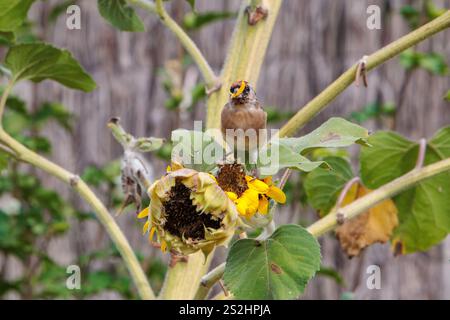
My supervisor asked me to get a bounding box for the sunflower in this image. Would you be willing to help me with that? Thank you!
[137,166,239,257]
[216,163,286,220]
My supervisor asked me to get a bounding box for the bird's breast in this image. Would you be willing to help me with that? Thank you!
[221,104,267,133]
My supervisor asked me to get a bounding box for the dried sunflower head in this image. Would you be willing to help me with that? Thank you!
[138,167,239,258]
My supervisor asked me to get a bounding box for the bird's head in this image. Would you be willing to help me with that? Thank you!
[229,80,252,103]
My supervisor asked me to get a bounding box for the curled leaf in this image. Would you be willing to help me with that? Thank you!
[335,185,398,257]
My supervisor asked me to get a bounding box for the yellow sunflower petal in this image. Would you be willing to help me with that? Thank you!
[258,196,269,215]
[226,191,238,201]
[247,178,269,193]
[149,226,156,242]
[208,174,218,182]
[137,207,149,219]
[267,186,286,204]
[142,221,150,235]
[263,176,273,185]
[236,199,248,216]
[161,240,167,253]
[242,189,259,207]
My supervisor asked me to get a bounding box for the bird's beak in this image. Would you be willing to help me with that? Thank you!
[230,81,246,99]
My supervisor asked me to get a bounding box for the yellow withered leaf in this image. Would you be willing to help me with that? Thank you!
[335,185,398,257]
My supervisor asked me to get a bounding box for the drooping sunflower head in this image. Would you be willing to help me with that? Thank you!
[138,167,239,257]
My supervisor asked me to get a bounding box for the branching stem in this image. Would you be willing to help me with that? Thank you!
[278,11,450,138]
[307,158,450,237]
[0,89,155,300]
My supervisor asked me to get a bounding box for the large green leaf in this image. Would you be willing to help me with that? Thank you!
[223,224,321,300]
[281,117,369,154]
[258,118,367,176]
[360,128,450,254]
[171,129,225,172]
[360,131,418,189]
[98,0,145,32]
[0,0,35,32]
[5,43,96,92]
[258,140,325,176]
[304,157,353,216]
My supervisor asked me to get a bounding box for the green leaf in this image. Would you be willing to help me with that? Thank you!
[33,102,73,131]
[49,0,77,23]
[258,140,326,176]
[360,131,418,189]
[317,265,346,287]
[183,11,236,30]
[0,0,35,32]
[360,128,450,254]
[348,102,396,124]
[223,224,321,300]
[304,157,353,216]
[0,31,15,46]
[419,52,448,75]
[0,152,8,170]
[258,118,367,176]
[171,129,224,172]
[399,49,420,70]
[400,5,420,29]
[281,117,369,154]
[257,118,367,176]
[399,50,448,75]
[185,0,195,11]
[444,90,450,102]
[265,106,295,124]
[98,0,145,32]
[424,0,446,20]
[5,43,96,92]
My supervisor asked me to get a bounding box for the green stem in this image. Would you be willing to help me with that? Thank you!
[0,80,13,123]
[159,252,213,300]
[206,0,284,129]
[194,262,225,300]
[132,0,218,89]
[278,10,450,138]
[307,158,450,237]
[0,90,155,300]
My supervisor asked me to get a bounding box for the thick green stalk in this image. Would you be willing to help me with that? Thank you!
[160,0,284,300]
[278,10,450,138]
[206,0,284,129]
